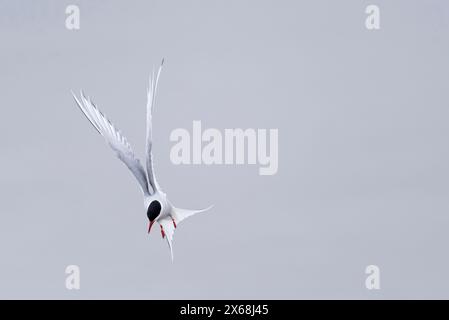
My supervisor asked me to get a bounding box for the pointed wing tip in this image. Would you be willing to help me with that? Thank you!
[71,90,81,101]
[202,204,215,213]
[71,90,81,104]
[71,90,83,109]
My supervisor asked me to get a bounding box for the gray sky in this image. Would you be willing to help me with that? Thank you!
[1,0,449,299]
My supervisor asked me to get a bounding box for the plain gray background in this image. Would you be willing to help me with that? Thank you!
[1,0,449,299]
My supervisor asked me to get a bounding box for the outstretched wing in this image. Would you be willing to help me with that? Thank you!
[159,205,214,261]
[146,59,164,194]
[72,91,150,196]
[172,205,214,225]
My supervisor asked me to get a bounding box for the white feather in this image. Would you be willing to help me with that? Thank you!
[72,91,150,196]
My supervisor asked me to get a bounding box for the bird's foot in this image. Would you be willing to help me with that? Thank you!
[172,218,177,229]
[160,225,165,238]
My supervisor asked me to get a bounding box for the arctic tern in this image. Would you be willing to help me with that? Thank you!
[71,60,212,260]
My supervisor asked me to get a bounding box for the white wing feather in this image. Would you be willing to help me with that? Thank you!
[146,60,164,194]
[173,206,214,225]
[72,91,150,196]
[159,205,214,261]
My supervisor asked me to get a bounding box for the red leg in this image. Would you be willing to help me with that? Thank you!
[160,225,165,238]
[172,218,177,229]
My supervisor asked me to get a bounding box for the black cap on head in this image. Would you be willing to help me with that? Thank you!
[147,200,161,221]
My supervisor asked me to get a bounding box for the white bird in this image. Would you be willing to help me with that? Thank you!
[71,60,212,260]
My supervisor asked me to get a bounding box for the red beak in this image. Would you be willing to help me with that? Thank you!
[148,220,155,234]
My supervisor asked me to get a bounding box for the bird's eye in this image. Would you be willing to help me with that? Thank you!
[147,200,161,221]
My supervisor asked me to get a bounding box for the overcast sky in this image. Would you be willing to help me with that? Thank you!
[1,0,449,299]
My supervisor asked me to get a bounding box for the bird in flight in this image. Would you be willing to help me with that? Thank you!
[71,60,212,260]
